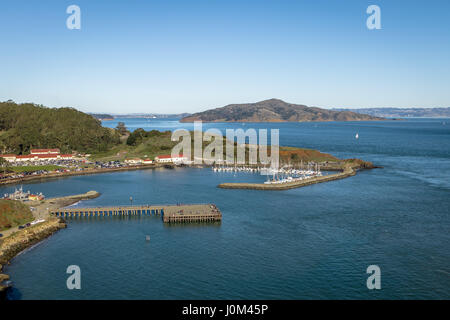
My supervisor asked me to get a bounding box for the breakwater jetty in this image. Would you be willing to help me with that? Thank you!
[50,204,222,223]
[218,167,356,190]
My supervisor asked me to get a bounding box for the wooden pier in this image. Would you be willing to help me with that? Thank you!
[50,204,221,223]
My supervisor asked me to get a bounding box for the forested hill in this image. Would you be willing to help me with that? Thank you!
[180,99,385,122]
[0,101,120,154]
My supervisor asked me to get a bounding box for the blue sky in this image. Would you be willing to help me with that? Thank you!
[0,0,449,113]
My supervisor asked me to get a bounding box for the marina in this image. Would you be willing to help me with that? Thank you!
[212,163,324,185]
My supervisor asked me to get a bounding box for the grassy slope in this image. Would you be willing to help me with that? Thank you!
[0,199,34,231]
[279,146,338,163]
[91,131,339,164]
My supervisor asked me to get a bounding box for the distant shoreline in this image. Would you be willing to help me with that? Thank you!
[180,118,392,123]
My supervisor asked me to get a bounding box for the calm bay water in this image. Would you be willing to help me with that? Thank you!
[2,119,449,299]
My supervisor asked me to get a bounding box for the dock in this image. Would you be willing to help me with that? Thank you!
[50,204,221,223]
[162,204,221,223]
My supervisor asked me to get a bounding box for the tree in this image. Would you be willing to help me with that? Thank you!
[116,122,128,135]
[126,128,146,146]
[0,157,9,174]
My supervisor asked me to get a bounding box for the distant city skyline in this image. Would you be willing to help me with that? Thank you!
[1,0,449,113]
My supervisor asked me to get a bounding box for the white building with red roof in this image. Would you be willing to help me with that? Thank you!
[0,154,17,162]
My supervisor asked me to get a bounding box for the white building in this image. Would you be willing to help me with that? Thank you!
[124,158,142,165]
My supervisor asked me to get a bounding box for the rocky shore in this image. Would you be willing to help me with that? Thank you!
[0,218,67,293]
[0,190,100,295]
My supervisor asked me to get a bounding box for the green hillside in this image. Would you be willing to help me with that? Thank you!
[0,101,120,154]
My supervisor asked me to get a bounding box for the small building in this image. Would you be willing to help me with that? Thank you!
[0,154,17,162]
[59,154,74,160]
[142,159,153,164]
[28,194,45,201]
[124,158,142,164]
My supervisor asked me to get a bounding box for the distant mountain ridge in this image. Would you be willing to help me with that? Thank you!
[180,99,385,122]
[333,107,450,118]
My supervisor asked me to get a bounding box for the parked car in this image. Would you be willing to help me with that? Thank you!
[18,225,25,229]
[0,233,3,237]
